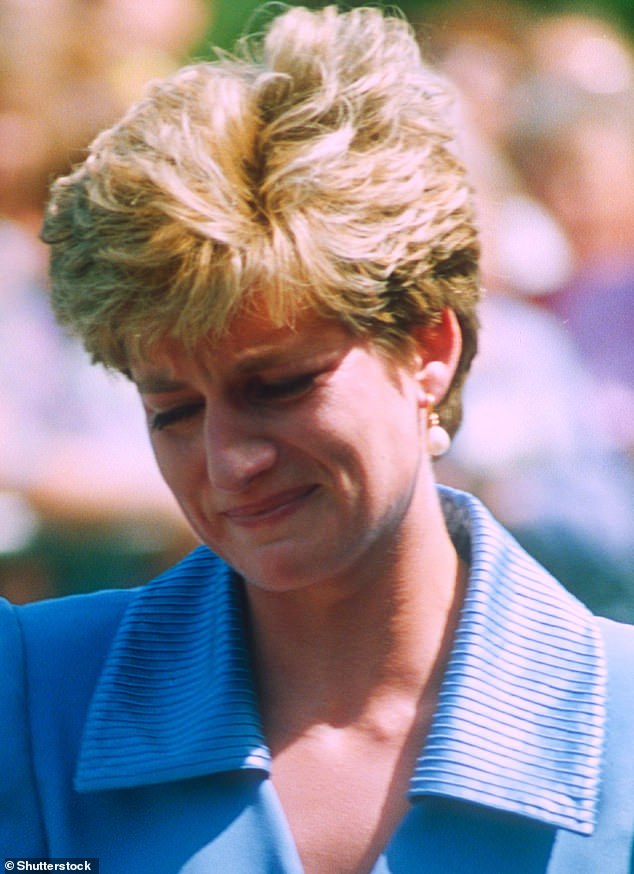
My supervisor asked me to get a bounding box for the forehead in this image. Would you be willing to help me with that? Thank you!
[128,309,355,387]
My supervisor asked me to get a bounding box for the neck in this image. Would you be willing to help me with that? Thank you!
[245,492,465,737]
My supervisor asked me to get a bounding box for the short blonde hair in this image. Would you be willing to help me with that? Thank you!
[42,4,480,436]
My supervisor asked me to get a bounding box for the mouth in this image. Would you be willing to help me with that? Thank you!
[221,485,318,527]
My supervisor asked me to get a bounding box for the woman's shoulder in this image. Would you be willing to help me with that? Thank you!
[0,545,227,698]
[0,587,141,853]
[2,586,135,659]
[0,587,137,712]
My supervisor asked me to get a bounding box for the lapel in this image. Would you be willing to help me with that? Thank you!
[412,488,606,835]
[75,546,270,792]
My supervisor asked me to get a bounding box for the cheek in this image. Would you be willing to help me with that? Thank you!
[309,395,422,490]
[150,437,204,499]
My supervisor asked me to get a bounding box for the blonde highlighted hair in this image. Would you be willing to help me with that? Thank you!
[42,4,480,435]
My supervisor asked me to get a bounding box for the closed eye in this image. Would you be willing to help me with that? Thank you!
[248,372,318,403]
[150,401,204,432]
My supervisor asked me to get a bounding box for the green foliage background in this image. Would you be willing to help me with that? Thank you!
[199,0,634,55]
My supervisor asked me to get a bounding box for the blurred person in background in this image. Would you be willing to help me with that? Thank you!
[2,7,634,870]
[0,0,210,600]
[417,0,634,621]
[509,12,634,455]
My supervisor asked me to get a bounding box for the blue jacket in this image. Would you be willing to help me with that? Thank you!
[2,488,633,872]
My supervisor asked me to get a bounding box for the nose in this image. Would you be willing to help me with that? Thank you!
[203,406,277,492]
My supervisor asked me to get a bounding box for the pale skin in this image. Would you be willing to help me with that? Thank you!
[131,306,466,874]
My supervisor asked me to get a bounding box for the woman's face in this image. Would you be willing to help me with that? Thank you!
[130,310,436,594]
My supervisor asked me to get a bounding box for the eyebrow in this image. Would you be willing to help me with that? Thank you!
[233,346,308,373]
[132,339,325,395]
[133,375,191,394]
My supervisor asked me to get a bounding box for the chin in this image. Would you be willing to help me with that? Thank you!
[227,541,337,594]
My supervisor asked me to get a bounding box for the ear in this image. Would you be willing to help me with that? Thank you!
[410,308,462,405]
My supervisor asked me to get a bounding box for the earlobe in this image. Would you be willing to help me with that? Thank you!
[411,308,462,404]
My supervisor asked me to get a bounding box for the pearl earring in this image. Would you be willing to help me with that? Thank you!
[426,396,451,457]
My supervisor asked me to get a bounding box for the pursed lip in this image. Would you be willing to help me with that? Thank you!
[220,485,318,525]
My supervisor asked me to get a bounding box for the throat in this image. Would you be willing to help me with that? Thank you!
[249,563,463,736]
[246,553,467,872]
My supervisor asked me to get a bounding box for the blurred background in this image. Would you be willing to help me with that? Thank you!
[1,0,633,620]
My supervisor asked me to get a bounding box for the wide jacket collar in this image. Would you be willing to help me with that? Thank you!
[75,488,606,836]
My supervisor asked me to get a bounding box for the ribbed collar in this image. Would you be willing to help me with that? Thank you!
[413,489,606,835]
[75,549,270,792]
[75,488,606,835]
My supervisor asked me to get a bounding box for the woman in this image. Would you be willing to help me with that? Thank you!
[3,7,633,872]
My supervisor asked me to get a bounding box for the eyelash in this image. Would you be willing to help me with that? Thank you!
[247,372,317,402]
[149,372,319,432]
[150,402,204,432]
